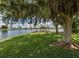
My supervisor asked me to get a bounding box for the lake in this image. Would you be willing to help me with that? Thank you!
[0,29,35,40]
[0,29,64,40]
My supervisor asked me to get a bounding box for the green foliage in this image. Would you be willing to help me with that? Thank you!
[72,22,79,33]
[72,34,79,43]
[1,25,8,29]
[72,17,79,33]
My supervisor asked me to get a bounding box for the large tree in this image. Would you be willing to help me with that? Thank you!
[48,0,79,44]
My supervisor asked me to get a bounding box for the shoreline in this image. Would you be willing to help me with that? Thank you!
[0,31,34,42]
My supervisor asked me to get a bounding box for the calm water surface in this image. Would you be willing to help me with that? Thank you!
[0,29,64,40]
[0,29,35,40]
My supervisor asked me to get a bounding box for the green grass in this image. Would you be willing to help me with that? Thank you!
[0,32,79,58]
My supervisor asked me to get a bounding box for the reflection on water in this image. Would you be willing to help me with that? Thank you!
[0,29,35,40]
[0,29,64,40]
[1,30,8,39]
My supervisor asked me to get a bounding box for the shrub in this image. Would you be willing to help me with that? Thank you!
[1,25,8,29]
[40,26,48,29]
[72,21,79,33]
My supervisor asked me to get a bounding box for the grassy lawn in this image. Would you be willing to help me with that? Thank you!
[0,32,79,58]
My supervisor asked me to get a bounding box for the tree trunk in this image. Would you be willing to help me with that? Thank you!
[63,15,72,44]
[55,23,58,34]
[10,20,13,29]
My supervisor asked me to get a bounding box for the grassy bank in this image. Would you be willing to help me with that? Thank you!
[0,32,79,58]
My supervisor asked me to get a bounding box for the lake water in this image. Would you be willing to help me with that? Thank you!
[0,29,64,40]
[0,29,35,40]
